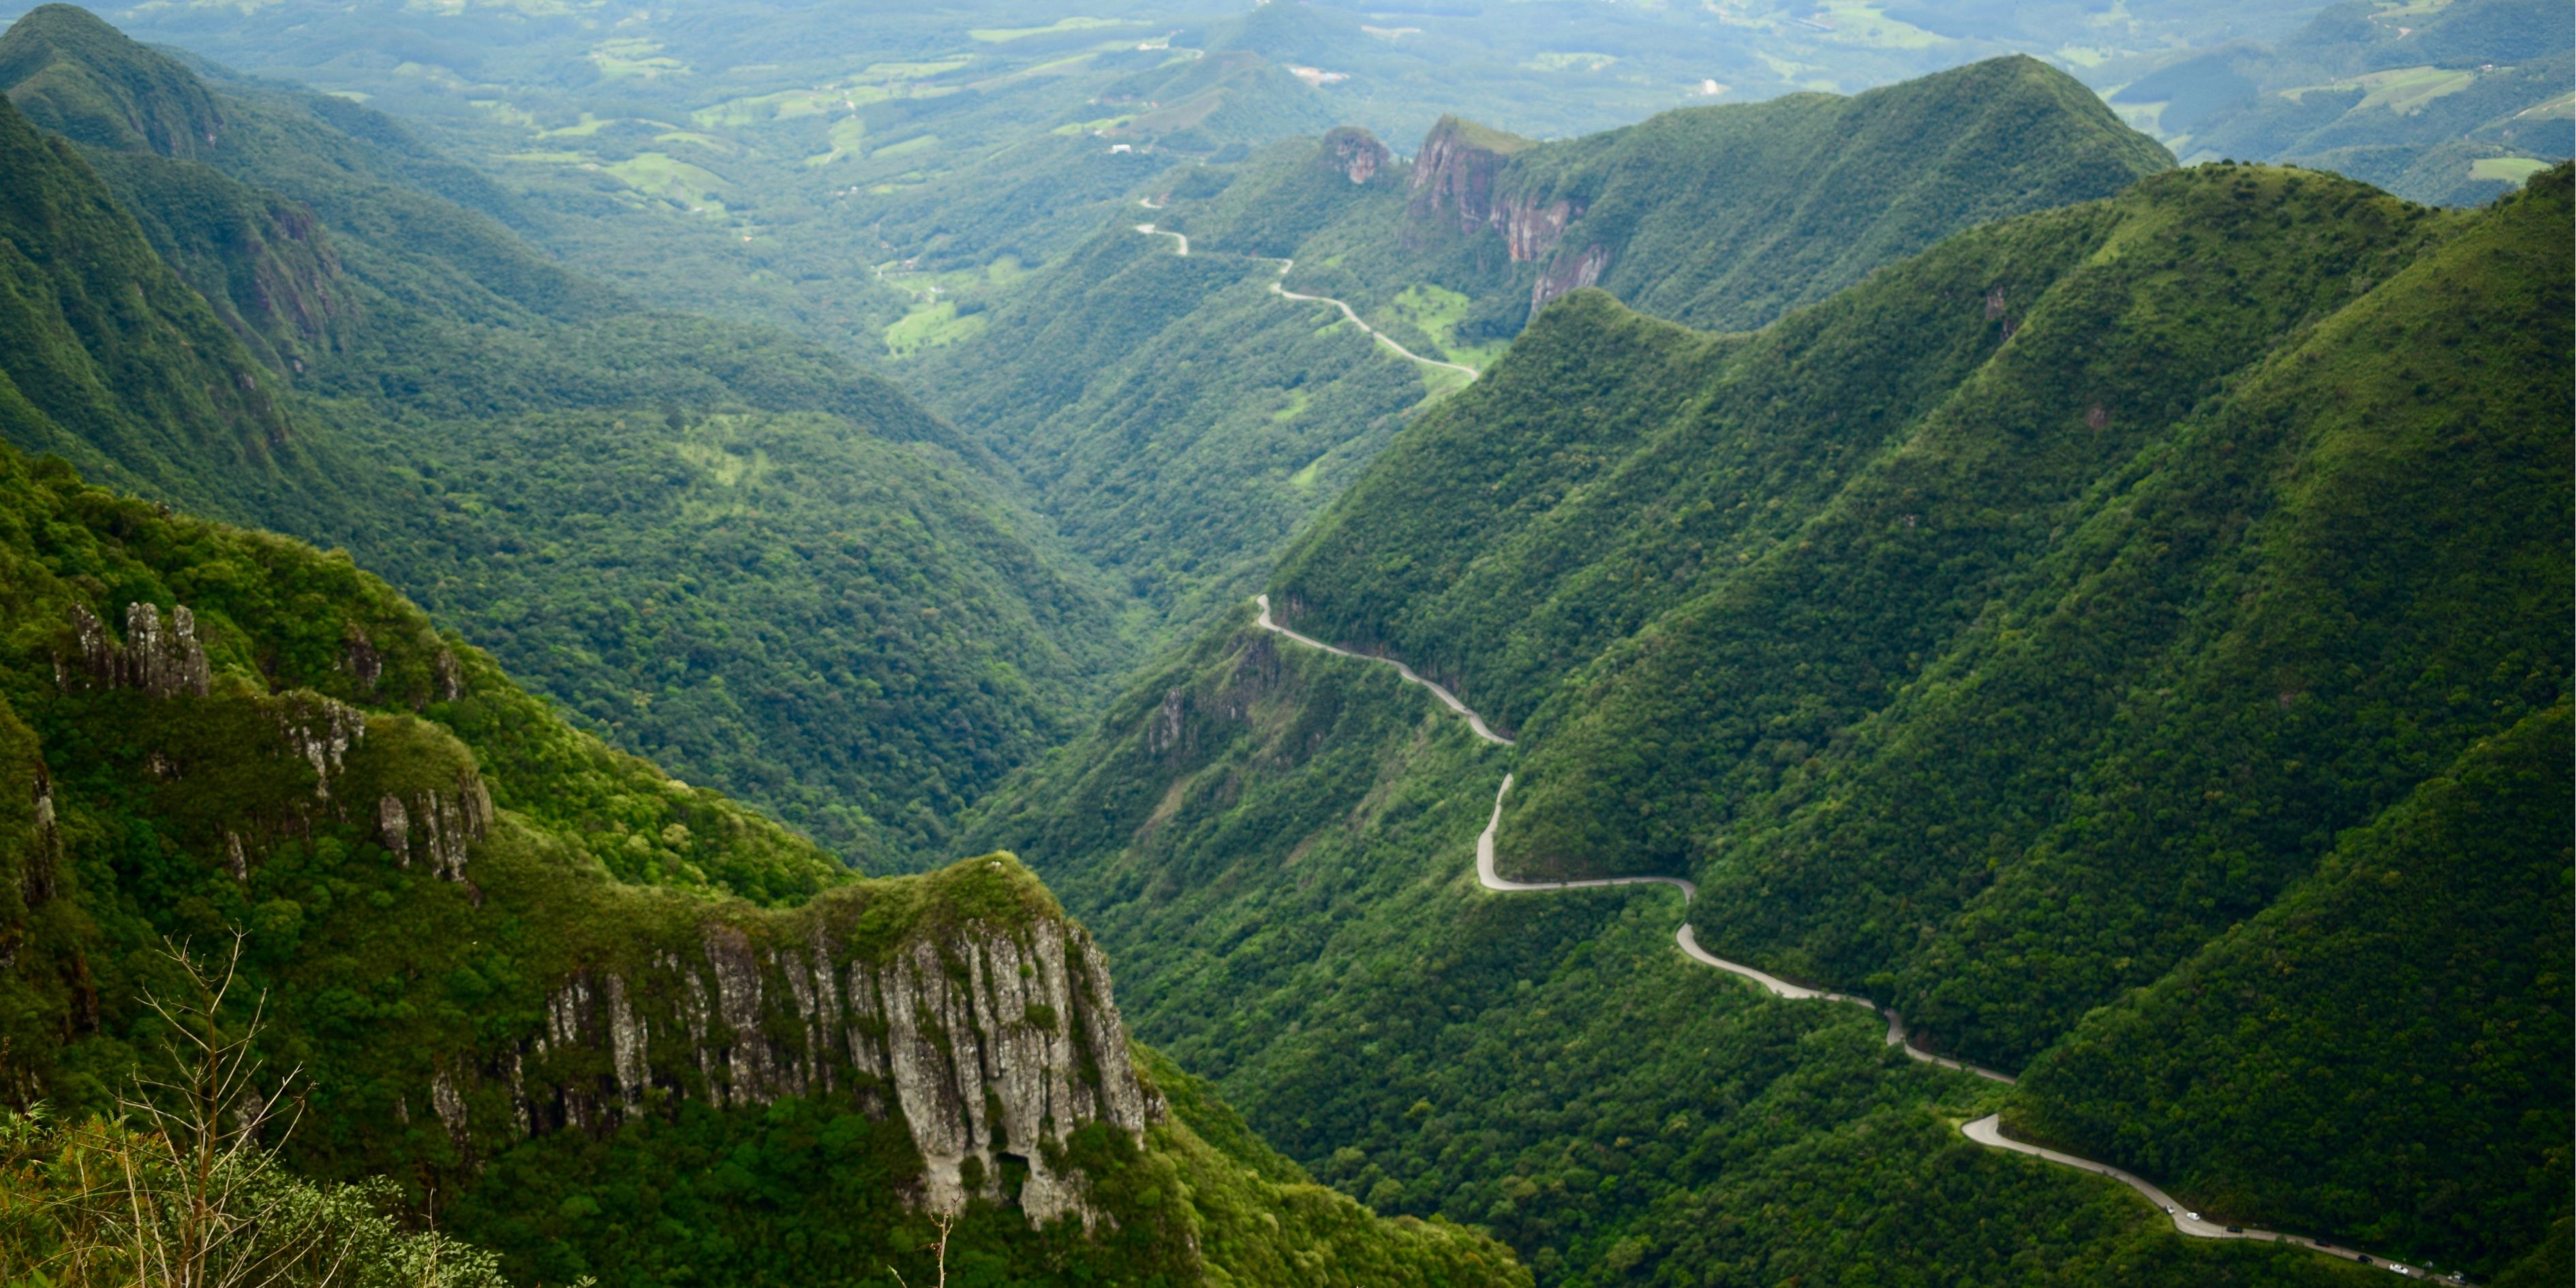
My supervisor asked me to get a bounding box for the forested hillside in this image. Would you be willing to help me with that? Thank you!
[0,5,1134,864]
[967,607,2389,1287]
[982,163,2573,1281]
[915,55,2173,634]
[1206,55,2175,340]
[0,438,1525,1287]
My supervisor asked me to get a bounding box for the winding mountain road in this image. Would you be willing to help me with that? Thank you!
[1246,593,2446,1281]
[1135,202,1479,381]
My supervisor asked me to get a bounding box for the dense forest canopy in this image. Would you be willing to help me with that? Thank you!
[0,1,2566,1284]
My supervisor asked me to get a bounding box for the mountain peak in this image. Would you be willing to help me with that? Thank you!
[0,3,223,158]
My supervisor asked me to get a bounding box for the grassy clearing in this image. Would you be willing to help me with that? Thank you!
[968,16,1136,42]
[2280,65,2479,114]
[883,301,988,357]
[1385,284,1509,370]
[654,129,734,153]
[590,37,687,78]
[1052,114,1138,135]
[605,152,731,213]
[800,117,870,167]
[1814,2,1947,49]
[870,134,938,160]
[1524,52,1620,72]
[2469,155,2552,184]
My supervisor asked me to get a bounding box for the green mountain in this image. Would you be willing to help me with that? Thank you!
[0,438,1524,1287]
[1176,55,2177,341]
[979,164,2573,1280]
[0,5,1133,865]
[915,55,2174,637]
[2109,0,2573,205]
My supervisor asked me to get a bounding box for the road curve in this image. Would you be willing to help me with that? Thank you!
[1261,258,1482,379]
[1134,222,1189,256]
[1129,200,1479,381]
[1255,596,1511,745]
[1246,594,2447,1281]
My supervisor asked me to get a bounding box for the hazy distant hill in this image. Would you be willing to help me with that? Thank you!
[2110,0,2573,204]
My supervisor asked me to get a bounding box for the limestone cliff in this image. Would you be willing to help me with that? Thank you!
[1402,114,1595,301]
[1406,115,1533,236]
[1318,125,1392,185]
[438,861,1163,1230]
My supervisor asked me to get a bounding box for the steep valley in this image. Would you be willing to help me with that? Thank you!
[0,3,2568,1284]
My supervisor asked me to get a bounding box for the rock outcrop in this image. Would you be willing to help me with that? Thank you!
[446,882,1161,1230]
[1531,241,1612,314]
[1318,125,1391,185]
[1404,115,1595,301]
[1407,115,1528,236]
[375,771,492,881]
[58,602,210,699]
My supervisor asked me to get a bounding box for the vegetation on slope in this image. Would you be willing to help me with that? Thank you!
[0,5,1134,863]
[917,55,2173,636]
[2008,704,2571,1265]
[0,440,1524,1287]
[1254,162,2570,1274]
[968,611,2382,1286]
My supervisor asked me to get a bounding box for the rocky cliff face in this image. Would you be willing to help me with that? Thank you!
[59,602,209,699]
[1319,125,1392,185]
[1529,241,1612,314]
[1404,115,1593,297]
[440,872,1162,1230]
[1407,116,1519,236]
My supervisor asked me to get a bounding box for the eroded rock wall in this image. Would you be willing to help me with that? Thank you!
[446,895,1160,1229]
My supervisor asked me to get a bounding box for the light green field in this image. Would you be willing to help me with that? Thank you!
[870,134,938,159]
[1286,453,1327,495]
[2515,90,2575,120]
[1385,283,1508,370]
[883,301,988,357]
[801,117,870,168]
[1815,2,1946,48]
[590,37,687,79]
[968,15,1135,42]
[865,59,972,78]
[2281,65,2478,114]
[693,84,890,129]
[1270,389,1312,424]
[2469,155,2552,183]
[1524,52,1620,72]
[605,152,731,213]
[656,130,734,153]
[1051,113,1137,136]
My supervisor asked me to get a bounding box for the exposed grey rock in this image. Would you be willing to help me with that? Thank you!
[431,647,465,703]
[272,693,364,801]
[436,893,1161,1231]
[375,772,490,880]
[429,1067,469,1152]
[59,602,210,699]
[607,973,649,1109]
[377,795,411,865]
[341,623,381,695]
